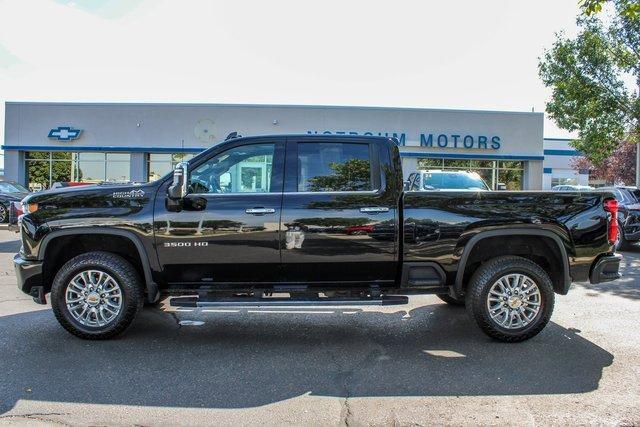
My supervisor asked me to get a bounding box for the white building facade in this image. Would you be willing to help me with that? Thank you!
[542,138,589,189]
[3,102,550,191]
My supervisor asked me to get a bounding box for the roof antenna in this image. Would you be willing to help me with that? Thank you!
[225,132,242,141]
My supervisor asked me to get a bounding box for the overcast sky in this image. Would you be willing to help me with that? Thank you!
[0,0,581,166]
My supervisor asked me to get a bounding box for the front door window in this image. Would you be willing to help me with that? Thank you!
[189,144,274,194]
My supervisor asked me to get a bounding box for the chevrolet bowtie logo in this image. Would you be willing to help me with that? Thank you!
[48,126,82,141]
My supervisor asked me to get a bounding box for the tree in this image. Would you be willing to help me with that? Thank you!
[571,139,637,185]
[538,0,639,165]
[581,0,639,19]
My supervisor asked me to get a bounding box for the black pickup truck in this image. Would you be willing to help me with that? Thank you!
[14,135,622,342]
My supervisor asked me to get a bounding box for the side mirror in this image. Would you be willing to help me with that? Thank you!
[167,162,189,200]
[497,183,507,191]
[166,162,188,212]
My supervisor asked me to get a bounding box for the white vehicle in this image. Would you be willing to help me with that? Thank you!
[551,184,594,192]
[405,170,491,191]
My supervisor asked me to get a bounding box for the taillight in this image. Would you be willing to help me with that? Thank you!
[11,201,23,216]
[603,198,619,245]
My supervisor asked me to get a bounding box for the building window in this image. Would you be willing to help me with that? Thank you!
[147,153,195,182]
[416,158,524,190]
[25,151,131,191]
[551,177,578,187]
[497,161,524,191]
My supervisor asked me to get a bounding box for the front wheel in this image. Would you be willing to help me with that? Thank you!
[0,204,7,223]
[51,251,144,340]
[466,256,554,342]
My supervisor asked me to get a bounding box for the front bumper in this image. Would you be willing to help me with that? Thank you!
[589,253,622,284]
[14,254,46,304]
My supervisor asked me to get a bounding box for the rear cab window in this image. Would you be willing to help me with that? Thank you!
[296,142,376,192]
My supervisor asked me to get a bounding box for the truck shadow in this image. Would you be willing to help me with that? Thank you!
[0,302,613,413]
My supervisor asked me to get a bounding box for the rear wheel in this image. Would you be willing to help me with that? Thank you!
[466,256,554,342]
[0,204,7,223]
[51,251,143,340]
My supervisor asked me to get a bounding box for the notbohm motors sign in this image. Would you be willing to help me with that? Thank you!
[307,130,501,150]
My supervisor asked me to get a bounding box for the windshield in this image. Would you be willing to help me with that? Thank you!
[0,181,28,194]
[598,187,637,204]
[422,172,489,191]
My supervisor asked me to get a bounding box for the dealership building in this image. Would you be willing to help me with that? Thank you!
[2,102,582,191]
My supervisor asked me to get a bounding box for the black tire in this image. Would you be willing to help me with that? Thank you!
[615,230,632,251]
[466,256,554,342]
[0,204,7,223]
[144,297,162,307]
[437,293,465,306]
[51,251,143,340]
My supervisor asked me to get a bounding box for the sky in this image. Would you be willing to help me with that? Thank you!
[0,0,582,166]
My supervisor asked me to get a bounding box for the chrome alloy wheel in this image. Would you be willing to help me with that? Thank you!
[65,270,123,328]
[486,273,541,329]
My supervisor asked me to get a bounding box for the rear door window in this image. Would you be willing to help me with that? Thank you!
[297,142,373,192]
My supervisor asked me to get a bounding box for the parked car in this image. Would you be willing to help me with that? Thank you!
[0,181,29,223]
[596,186,640,250]
[551,184,594,192]
[405,170,490,191]
[14,135,621,342]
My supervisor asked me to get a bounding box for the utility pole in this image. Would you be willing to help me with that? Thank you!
[637,140,640,187]
[637,81,640,188]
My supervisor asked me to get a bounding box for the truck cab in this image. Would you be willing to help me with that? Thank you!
[156,135,400,287]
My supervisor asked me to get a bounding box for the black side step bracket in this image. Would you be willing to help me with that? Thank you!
[170,295,409,308]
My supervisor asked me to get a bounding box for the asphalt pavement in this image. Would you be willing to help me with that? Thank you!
[0,230,638,426]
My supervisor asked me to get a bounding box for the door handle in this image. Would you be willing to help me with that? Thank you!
[360,207,390,214]
[245,207,276,215]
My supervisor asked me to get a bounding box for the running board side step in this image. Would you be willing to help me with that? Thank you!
[170,295,409,308]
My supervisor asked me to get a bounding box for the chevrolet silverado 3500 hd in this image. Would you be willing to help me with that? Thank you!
[14,135,622,341]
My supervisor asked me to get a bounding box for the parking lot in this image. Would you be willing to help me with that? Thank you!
[0,229,638,426]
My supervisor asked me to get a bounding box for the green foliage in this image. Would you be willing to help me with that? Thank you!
[26,153,75,189]
[26,161,50,190]
[581,0,640,20]
[307,159,371,192]
[539,0,639,165]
